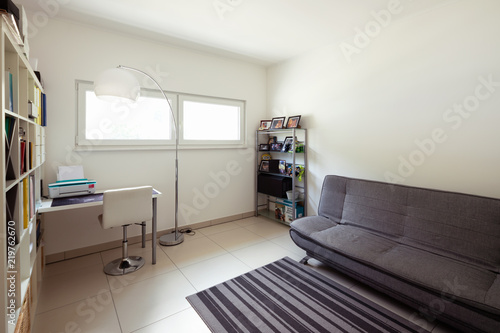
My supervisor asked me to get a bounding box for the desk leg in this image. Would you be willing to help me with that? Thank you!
[152,197,157,265]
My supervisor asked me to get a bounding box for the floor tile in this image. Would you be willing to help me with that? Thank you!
[133,307,210,333]
[270,234,307,256]
[243,219,291,239]
[43,253,103,278]
[231,240,302,269]
[112,269,197,333]
[208,227,267,252]
[102,243,177,290]
[32,291,121,333]
[180,253,251,291]
[233,216,261,227]
[37,263,110,314]
[197,221,241,236]
[159,235,227,268]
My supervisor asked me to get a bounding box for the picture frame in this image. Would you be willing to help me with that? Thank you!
[270,117,285,129]
[258,120,272,131]
[279,160,286,174]
[286,115,301,129]
[259,160,270,172]
[270,142,283,151]
[281,136,295,152]
[259,144,270,151]
[268,136,277,144]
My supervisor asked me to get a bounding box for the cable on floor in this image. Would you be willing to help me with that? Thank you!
[180,228,196,236]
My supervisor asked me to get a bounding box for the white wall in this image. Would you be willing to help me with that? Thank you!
[27,18,266,255]
[268,0,500,214]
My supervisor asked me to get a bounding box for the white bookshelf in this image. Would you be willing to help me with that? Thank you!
[1,19,46,333]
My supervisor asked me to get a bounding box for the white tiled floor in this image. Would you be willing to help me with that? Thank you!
[33,216,455,333]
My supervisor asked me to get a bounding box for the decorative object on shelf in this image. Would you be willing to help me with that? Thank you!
[259,160,270,172]
[282,136,295,152]
[270,117,285,129]
[268,136,277,144]
[270,142,283,151]
[285,163,305,179]
[295,141,305,153]
[258,120,272,130]
[295,165,305,181]
[94,65,184,246]
[259,144,270,151]
[261,153,272,161]
[279,160,286,174]
[286,115,301,128]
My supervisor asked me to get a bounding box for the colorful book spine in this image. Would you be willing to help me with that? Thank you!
[23,177,29,229]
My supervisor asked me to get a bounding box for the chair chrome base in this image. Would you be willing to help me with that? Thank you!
[103,256,145,276]
[159,231,184,246]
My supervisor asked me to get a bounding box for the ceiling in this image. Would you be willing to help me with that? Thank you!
[17,0,458,65]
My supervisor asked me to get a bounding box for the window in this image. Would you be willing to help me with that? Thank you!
[77,81,175,147]
[76,81,245,149]
[180,95,245,146]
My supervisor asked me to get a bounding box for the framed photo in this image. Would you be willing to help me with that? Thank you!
[258,120,272,131]
[270,117,285,129]
[270,143,283,151]
[259,160,270,172]
[286,115,301,129]
[282,136,295,152]
[279,160,286,174]
[259,144,270,151]
[268,136,277,144]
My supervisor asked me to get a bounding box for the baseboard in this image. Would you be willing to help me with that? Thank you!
[46,211,255,264]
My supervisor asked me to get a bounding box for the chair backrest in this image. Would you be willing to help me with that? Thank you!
[100,186,153,229]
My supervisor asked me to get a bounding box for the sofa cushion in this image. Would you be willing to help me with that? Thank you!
[301,221,500,314]
[404,187,500,272]
[289,216,337,236]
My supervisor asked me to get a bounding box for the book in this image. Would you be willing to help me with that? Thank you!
[29,141,33,170]
[41,93,46,126]
[5,116,15,143]
[23,177,29,229]
[20,139,26,173]
[29,175,35,220]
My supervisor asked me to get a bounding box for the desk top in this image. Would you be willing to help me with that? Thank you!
[39,188,162,213]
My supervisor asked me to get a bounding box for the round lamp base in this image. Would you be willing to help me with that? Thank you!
[159,231,184,246]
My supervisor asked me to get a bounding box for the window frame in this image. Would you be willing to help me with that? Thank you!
[75,80,246,150]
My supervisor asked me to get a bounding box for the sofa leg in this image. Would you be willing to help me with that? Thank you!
[299,256,311,265]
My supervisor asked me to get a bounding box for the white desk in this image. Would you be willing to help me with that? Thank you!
[38,189,161,264]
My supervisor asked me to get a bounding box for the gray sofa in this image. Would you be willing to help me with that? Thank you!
[290,175,500,333]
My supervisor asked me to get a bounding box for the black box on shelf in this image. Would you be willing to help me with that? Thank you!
[258,174,292,198]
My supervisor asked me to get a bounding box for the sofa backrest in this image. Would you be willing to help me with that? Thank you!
[318,175,500,271]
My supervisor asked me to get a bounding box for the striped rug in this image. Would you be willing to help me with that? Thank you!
[187,256,429,333]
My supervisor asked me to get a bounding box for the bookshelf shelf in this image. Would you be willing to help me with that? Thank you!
[1,20,47,333]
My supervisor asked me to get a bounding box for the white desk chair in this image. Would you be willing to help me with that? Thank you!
[98,186,153,275]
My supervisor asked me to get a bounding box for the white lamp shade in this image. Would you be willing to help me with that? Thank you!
[94,68,141,102]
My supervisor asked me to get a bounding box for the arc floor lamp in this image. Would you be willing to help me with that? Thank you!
[94,65,184,246]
